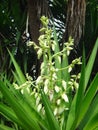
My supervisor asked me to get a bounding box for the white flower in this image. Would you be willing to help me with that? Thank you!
[71,75,76,78]
[44,85,48,94]
[52,43,55,51]
[54,108,58,115]
[41,68,45,75]
[68,66,72,72]
[41,62,45,70]
[64,42,69,46]
[41,107,45,115]
[57,99,61,105]
[62,80,67,90]
[36,96,40,106]
[39,35,44,41]
[13,83,19,89]
[26,32,30,38]
[66,46,73,51]
[37,49,43,59]
[55,68,59,72]
[58,106,65,114]
[62,93,69,102]
[27,41,34,46]
[72,58,82,65]
[55,86,60,93]
[35,93,38,98]
[44,79,49,94]
[44,79,49,87]
[68,81,73,86]
[52,73,57,80]
[26,73,33,81]
[49,90,54,101]
[65,107,69,110]
[70,78,74,82]
[67,50,70,56]
[37,104,42,112]
[74,81,79,89]
[36,76,42,85]
[50,66,55,72]
[77,73,81,79]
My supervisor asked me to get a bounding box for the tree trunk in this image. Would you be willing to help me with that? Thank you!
[65,0,86,46]
[27,0,50,44]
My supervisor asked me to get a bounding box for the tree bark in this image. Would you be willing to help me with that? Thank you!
[27,0,50,44]
[65,0,86,46]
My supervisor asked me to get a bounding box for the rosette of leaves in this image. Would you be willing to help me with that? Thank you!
[0,16,98,130]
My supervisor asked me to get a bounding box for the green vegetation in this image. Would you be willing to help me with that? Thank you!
[0,0,98,129]
[0,17,98,130]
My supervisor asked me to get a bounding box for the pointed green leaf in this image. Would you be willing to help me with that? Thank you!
[0,103,22,126]
[0,125,14,130]
[41,91,60,130]
[66,94,77,130]
[75,50,85,113]
[77,73,98,126]
[85,38,98,89]
[84,113,98,130]
[66,51,85,130]
[79,94,98,129]
[12,70,21,85]
[0,81,41,130]
[7,49,26,84]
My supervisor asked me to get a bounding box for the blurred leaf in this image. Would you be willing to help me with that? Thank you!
[84,113,98,130]
[8,49,26,84]
[0,103,22,126]
[77,73,98,126]
[0,124,14,130]
[41,90,60,130]
[79,94,98,129]
[0,81,42,130]
[66,50,85,130]
[85,38,98,89]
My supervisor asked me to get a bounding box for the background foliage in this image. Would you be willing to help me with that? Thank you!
[0,18,98,129]
[0,0,98,129]
[0,0,97,77]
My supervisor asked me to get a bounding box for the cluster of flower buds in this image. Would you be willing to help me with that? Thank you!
[26,16,82,123]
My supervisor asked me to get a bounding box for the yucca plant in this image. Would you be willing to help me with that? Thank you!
[0,16,98,130]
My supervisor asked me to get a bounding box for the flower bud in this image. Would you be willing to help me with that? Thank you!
[37,104,42,112]
[55,86,60,93]
[62,93,69,102]
[62,80,67,90]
